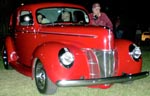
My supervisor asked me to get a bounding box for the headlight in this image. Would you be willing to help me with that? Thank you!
[129,44,141,61]
[59,48,74,68]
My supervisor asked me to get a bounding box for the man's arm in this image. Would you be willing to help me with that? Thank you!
[103,13,113,31]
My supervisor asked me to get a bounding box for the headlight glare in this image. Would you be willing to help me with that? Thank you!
[129,44,141,61]
[59,48,74,68]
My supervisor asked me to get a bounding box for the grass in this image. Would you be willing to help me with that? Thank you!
[0,47,150,96]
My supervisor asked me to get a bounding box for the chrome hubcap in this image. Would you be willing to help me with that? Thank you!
[35,62,46,90]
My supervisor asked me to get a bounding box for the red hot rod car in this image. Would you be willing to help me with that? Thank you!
[2,2,149,95]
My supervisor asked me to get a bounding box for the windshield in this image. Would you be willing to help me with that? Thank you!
[36,7,89,25]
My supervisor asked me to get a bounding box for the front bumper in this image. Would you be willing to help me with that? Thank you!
[56,71,149,87]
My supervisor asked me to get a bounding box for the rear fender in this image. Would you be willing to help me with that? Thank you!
[33,42,89,83]
[5,36,18,62]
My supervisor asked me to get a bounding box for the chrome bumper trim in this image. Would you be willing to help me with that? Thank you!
[56,71,149,87]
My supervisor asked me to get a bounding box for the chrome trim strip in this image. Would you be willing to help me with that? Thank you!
[15,30,97,38]
[56,71,149,87]
[40,32,97,38]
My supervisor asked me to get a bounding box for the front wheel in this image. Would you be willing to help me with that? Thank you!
[34,59,57,95]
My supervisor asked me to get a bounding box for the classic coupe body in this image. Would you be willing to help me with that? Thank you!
[2,2,149,95]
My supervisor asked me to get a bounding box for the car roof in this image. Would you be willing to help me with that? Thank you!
[16,2,87,12]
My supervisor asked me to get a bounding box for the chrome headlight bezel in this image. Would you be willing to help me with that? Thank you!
[59,48,74,68]
[129,44,141,61]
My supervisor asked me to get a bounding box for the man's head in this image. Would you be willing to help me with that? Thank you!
[92,3,101,15]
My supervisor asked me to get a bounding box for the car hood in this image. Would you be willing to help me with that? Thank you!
[37,25,114,50]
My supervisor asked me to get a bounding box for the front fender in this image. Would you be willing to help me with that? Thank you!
[33,42,89,83]
[115,39,142,76]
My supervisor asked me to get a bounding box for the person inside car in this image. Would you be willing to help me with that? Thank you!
[57,11,72,22]
[37,13,50,24]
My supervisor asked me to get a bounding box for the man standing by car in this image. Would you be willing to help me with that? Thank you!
[89,2,113,31]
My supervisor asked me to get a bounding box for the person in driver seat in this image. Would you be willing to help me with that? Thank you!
[57,11,72,22]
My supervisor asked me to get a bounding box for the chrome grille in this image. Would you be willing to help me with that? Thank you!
[83,49,117,79]
[95,50,117,78]
[82,48,100,78]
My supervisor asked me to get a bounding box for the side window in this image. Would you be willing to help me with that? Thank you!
[73,10,89,24]
[20,11,33,26]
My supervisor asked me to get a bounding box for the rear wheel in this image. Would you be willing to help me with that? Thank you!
[2,47,12,70]
[34,59,57,95]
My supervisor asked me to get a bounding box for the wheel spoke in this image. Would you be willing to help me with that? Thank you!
[35,62,46,90]
[35,60,57,94]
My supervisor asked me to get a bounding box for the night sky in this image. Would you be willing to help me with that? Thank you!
[0,0,149,25]
[114,0,149,26]
[0,0,150,41]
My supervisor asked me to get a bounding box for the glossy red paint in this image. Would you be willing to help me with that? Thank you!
[33,43,90,83]
[3,2,144,92]
[5,37,18,62]
[115,39,142,75]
